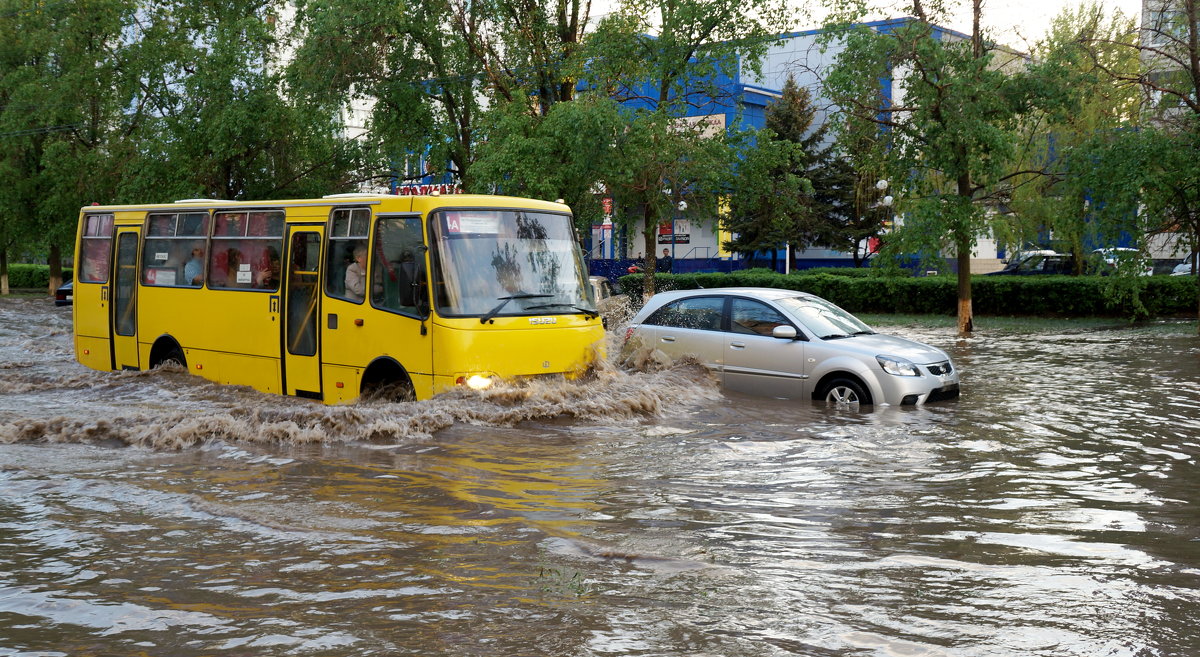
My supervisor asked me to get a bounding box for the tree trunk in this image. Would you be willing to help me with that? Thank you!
[0,249,8,296]
[641,206,659,302]
[49,244,63,295]
[956,237,973,337]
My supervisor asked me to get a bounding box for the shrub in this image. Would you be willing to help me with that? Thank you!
[5,264,73,290]
[617,270,1198,318]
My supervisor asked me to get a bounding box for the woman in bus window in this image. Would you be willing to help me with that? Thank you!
[345,244,367,302]
[224,248,245,287]
[256,247,281,289]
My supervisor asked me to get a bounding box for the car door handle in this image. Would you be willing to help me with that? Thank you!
[730,341,745,349]
[661,336,676,343]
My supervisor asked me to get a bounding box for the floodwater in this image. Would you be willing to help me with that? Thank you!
[1,297,1199,657]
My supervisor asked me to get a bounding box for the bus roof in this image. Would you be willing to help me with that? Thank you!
[80,194,571,214]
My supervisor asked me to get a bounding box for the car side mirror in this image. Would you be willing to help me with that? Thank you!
[772,325,798,340]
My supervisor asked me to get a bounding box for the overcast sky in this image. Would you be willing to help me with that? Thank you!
[797,0,1145,49]
[591,0,1146,51]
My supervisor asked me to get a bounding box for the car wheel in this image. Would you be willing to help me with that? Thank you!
[822,377,869,407]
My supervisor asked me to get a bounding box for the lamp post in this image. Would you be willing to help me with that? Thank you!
[674,200,687,265]
[868,179,893,261]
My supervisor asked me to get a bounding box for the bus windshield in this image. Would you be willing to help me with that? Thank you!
[431,209,593,317]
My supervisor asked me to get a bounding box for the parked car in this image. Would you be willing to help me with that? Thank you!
[1172,253,1197,276]
[623,288,960,406]
[988,251,1075,275]
[54,280,73,307]
[1092,248,1153,276]
[589,275,629,328]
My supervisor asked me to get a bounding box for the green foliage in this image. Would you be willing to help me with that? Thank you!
[617,271,1197,318]
[0,0,369,270]
[820,11,1085,332]
[579,0,791,295]
[470,95,628,230]
[4,264,72,289]
[1006,4,1141,264]
[724,75,860,264]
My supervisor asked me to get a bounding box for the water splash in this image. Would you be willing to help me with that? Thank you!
[0,298,721,449]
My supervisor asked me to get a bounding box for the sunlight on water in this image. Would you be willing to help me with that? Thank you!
[1,297,1198,657]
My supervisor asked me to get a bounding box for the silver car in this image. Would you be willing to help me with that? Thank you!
[624,287,960,406]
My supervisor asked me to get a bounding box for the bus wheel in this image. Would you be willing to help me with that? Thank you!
[150,339,187,370]
[361,359,414,403]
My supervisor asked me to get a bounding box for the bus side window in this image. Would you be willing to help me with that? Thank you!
[142,212,210,288]
[371,216,424,315]
[326,207,370,302]
[209,210,283,291]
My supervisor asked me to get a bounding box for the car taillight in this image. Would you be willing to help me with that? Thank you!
[623,326,635,344]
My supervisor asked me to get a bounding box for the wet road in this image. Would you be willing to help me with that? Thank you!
[1,297,1199,656]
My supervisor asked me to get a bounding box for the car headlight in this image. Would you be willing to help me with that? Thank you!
[876,355,921,377]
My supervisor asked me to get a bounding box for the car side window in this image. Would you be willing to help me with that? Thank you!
[1018,255,1045,272]
[730,298,790,336]
[646,296,724,331]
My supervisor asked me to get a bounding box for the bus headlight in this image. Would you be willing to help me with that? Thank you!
[456,374,496,390]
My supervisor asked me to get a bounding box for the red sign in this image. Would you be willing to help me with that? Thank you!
[396,183,462,196]
[602,197,613,214]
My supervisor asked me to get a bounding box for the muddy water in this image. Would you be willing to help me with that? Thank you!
[1,297,1198,657]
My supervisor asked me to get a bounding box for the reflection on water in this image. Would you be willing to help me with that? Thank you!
[1,297,1199,656]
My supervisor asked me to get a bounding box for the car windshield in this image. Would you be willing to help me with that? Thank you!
[431,209,593,317]
[776,295,874,339]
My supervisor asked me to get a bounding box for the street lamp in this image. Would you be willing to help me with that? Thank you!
[673,200,687,266]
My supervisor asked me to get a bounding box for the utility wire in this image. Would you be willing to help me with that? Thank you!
[0,123,84,138]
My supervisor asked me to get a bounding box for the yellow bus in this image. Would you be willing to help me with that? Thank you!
[71,194,605,403]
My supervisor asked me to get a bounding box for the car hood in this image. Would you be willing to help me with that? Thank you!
[826,333,950,364]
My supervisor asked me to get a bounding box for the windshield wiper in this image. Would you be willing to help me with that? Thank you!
[820,333,852,340]
[525,303,599,319]
[851,330,876,336]
[480,293,553,324]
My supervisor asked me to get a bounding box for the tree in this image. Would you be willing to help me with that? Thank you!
[1003,3,1142,274]
[290,0,594,189]
[470,94,624,232]
[585,0,791,297]
[1072,0,1200,328]
[0,0,139,293]
[126,0,362,201]
[723,75,821,269]
[822,4,1080,335]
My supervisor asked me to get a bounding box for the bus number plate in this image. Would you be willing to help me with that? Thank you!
[529,317,557,325]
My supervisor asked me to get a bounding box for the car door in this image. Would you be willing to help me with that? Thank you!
[643,295,727,374]
[723,297,806,398]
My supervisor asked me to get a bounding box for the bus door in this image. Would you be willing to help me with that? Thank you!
[110,228,141,370]
[283,227,323,398]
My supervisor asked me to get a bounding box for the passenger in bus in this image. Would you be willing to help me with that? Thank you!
[256,247,281,289]
[184,246,205,286]
[224,247,246,287]
[345,244,368,302]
